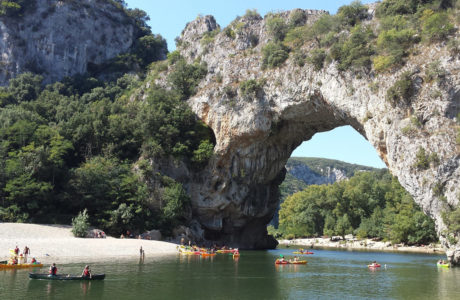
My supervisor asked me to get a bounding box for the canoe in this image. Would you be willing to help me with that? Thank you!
[29,273,105,280]
[368,264,381,268]
[437,263,449,268]
[201,253,216,257]
[275,259,307,265]
[0,263,43,269]
[292,251,314,255]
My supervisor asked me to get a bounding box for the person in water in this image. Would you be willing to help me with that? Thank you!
[81,265,92,278]
[49,263,57,275]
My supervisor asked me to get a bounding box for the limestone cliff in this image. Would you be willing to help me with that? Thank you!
[167,9,459,263]
[0,0,137,85]
[286,157,379,185]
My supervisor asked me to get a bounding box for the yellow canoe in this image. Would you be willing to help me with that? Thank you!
[0,263,43,269]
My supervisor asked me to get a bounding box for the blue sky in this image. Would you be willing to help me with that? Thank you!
[125,0,386,168]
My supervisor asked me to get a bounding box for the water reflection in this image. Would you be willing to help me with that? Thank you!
[4,250,460,299]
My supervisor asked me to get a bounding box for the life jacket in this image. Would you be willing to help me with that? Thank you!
[83,269,90,276]
[49,266,57,275]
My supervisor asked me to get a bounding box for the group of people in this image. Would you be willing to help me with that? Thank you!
[8,245,37,265]
[48,263,92,278]
[438,259,448,264]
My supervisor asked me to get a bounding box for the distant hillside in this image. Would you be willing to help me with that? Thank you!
[272,157,385,226]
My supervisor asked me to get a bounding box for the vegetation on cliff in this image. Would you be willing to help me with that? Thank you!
[0,1,215,237]
[271,170,437,245]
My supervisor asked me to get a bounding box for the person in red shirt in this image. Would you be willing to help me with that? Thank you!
[49,263,57,275]
[81,265,92,278]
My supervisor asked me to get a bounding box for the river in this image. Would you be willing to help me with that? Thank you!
[1,248,459,299]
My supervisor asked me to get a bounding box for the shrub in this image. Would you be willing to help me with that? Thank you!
[72,209,90,237]
[266,15,288,41]
[288,9,306,28]
[385,72,414,106]
[167,50,182,65]
[244,9,261,20]
[307,49,327,71]
[414,147,430,170]
[283,26,307,47]
[425,60,446,83]
[292,51,307,67]
[192,140,214,166]
[337,0,368,27]
[375,28,417,71]
[239,79,265,99]
[376,0,418,17]
[332,25,375,72]
[223,26,236,39]
[262,42,289,69]
[168,59,207,100]
[421,9,454,41]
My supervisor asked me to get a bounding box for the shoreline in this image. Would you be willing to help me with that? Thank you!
[0,223,178,264]
[278,237,445,255]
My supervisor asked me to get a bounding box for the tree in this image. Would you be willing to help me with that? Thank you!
[72,209,90,237]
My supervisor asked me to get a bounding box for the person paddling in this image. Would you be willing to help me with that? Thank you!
[49,263,57,276]
[81,265,92,278]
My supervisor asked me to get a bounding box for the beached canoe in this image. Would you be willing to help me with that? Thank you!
[437,263,449,268]
[292,251,314,255]
[0,263,43,269]
[368,264,381,268]
[201,252,216,257]
[29,273,105,280]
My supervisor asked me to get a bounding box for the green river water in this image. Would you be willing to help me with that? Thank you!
[1,248,459,299]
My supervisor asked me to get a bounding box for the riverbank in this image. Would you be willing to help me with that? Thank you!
[0,223,178,263]
[278,236,445,254]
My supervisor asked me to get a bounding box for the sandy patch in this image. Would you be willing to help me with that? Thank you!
[0,223,178,263]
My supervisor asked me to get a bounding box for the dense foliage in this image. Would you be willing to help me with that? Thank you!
[0,62,213,236]
[276,0,457,73]
[275,170,437,245]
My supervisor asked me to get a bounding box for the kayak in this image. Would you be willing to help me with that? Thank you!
[179,251,195,255]
[216,249,236,254]
[437,263,449,268]
[0,263,43,269]
[292,251,314,255]
[368,264,381,268]
[275,259,307,265]
[29,273,105,280]
[201,253,216,257]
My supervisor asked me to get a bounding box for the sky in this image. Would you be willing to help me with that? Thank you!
[125,0,386,168]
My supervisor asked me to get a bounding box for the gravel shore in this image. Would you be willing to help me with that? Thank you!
[0,223,178,263]
[278,237,445,254]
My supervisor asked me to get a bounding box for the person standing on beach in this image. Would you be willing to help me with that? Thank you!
[23,246,30,263]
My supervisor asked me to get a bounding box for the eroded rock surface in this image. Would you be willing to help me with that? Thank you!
[0,0,137,85]
[172,12,460,263]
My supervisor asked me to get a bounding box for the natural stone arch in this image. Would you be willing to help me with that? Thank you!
[173,13,460,264]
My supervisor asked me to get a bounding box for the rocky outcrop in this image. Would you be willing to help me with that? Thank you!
[169,11,460,263]
[286,157,379,185]
[0,0,137,85]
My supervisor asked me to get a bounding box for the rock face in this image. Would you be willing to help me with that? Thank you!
[286,157,379,185]
[0,0,137,85]
[171,11,460,263]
